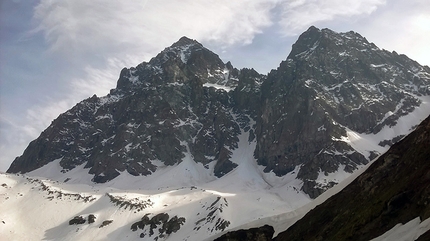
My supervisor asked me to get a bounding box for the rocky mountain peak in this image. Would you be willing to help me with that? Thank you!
[287,25,321,58]
[153,36,205,65]
[171,36,201,48]
[256,26,430,197]
[116,36,238,92]
[287,26,375,62]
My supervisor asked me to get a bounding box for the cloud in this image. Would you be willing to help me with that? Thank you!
[0,116,27,171]
[70,57,131,98]
[32,0,279,60]
[277,0,386,35]
[353,0,430,67]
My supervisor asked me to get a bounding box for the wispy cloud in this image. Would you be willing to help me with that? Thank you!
[277,0,386,35]
[353,0,430,67]
[32,0,278,58]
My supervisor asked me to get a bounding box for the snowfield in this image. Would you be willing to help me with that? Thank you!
[0,157,361,241]
[0,129,311,241]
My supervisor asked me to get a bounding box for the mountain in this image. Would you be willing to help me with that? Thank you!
[3,26,430,240]
[7,36,248,181]
[8,27,430,198]
[255,26,430,197]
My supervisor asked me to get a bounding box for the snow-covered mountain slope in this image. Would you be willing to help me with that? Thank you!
[0,181,305,240]
[1,128,311,241]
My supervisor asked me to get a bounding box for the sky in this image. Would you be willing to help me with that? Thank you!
[0,0,429,171]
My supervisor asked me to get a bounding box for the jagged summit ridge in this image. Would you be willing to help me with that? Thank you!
[288,26,373,59]
[173,36,200,47]
[7,27,430,200]
[116,36,238,93]
[153,36,205,65]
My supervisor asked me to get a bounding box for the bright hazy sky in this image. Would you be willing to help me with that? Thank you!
[1,0,429,171]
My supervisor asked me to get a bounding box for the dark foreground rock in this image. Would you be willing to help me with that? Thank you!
[215,225,274,241]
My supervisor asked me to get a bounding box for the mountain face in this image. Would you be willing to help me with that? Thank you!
[255,26,430,197]
[7,27,430,199]
[8,36,256,182]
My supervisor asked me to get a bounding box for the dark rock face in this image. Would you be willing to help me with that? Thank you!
[7,28,430,197]
[214,225,274,241]
[99,220,113,228]
[131,213,186,239]
[274,114,430,240]
[69,216,86,225]
[88,214,96,224]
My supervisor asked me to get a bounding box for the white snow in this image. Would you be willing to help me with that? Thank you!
[323,80,348,91]
[128,75,139,84]
[296,41,319,59]
[370,64,386,68]
[371,217,430,241]
[178,44,193,64]
[338,51,349,57]
[304,79,314,87]
[98,93,123,107]
[334,95,430,158]
[208,158,373,240]
[317,125,326,131]
[167,82,184,87]
[315,164,351,186]
[202,83,234,92]
[95,114,113,121]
